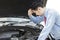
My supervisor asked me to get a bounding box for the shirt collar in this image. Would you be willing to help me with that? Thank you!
[44,8,49,17]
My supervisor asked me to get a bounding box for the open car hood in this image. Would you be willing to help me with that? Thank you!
[0,0,45,40]
[0,0,33,17]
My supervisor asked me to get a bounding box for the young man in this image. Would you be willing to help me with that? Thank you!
[28,0,60,40]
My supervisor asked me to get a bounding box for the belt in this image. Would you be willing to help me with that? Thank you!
[49,34,55,40]
[49,34,60,40]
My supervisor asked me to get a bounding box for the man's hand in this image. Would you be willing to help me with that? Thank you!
[28,9,33,16]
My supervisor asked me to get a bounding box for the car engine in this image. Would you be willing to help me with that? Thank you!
[0,17,44,40]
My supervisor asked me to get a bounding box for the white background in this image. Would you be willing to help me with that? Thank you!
[46,0,60,13]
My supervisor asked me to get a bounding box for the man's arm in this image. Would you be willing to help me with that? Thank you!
[29,15,44,24]
[38,12,56,40]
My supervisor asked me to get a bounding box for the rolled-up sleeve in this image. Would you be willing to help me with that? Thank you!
[29,15,44,24]
[38,12,56,40]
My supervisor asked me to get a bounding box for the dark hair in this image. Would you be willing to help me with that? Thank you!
[29,0,47,10]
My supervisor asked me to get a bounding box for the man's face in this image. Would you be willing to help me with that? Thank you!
[32,7,45,16]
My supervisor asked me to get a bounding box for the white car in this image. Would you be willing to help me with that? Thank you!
[0,0,44,40]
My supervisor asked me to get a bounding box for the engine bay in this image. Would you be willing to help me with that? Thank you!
[0,17,44,40]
